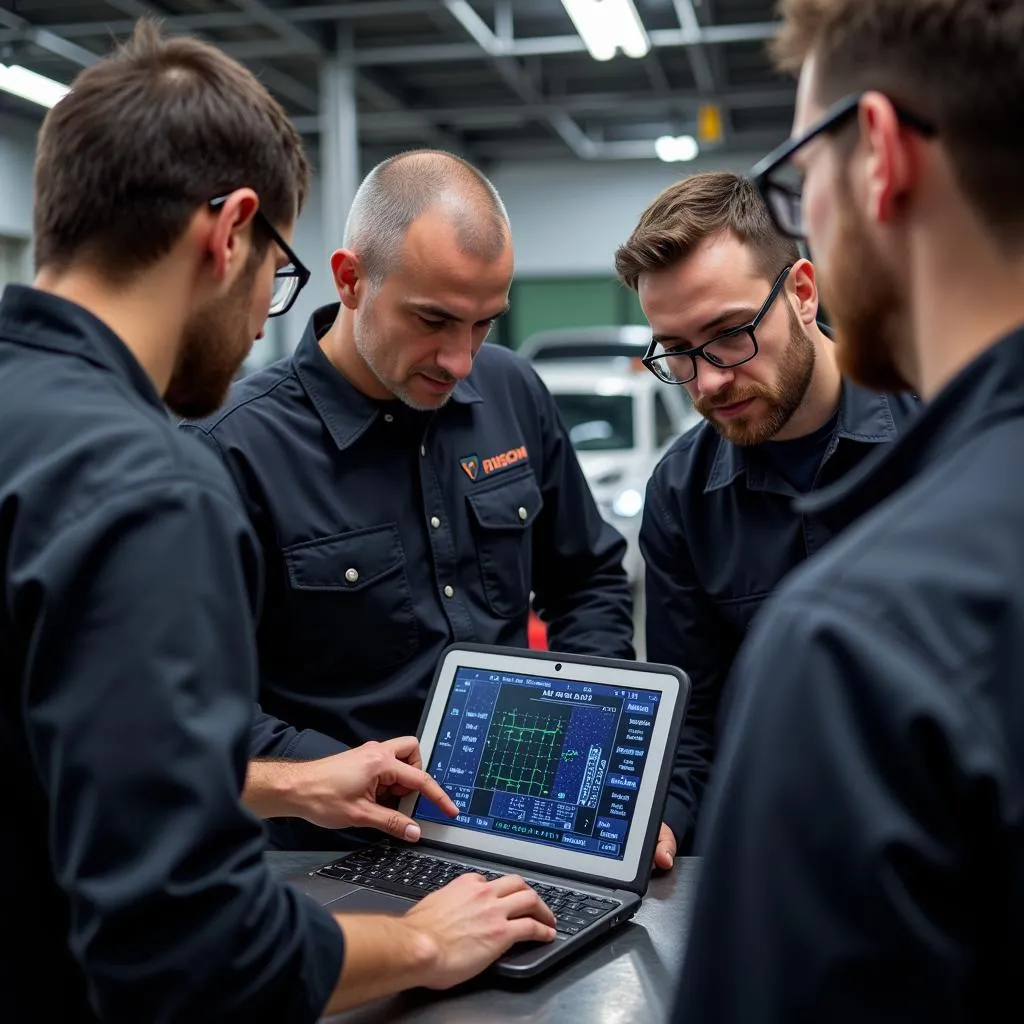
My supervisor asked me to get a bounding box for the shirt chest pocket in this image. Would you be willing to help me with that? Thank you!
[282,524,418,676]
[466,472,544,619]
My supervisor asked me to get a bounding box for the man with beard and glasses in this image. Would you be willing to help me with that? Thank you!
[0,22,557,1024]
[181,148,636,856]
[671,1,1024,1021]
[613,170,917,860]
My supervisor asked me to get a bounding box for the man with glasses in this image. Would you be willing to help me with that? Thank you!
[673,1,1024,1020]
[181,149,636,853]
[1,23,557,1023]
[614,170,916,863]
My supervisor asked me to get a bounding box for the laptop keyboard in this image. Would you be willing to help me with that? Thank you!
[316,846,620,936]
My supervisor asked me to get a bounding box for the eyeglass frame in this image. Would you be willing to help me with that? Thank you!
[751,91,938,241]
[208,194,310,317]
[641,264,793,386]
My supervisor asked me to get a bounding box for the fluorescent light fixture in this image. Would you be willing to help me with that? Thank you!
[655,134,700,162]
[562,0,650,61]
[0,63,70,108]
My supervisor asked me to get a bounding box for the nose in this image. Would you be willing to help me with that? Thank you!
[691,358,735,398]
[434,331,475,381]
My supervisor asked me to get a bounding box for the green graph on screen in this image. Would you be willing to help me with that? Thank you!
[479,708,568,797]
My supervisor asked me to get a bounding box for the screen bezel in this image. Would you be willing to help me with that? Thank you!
[399,644,684,890]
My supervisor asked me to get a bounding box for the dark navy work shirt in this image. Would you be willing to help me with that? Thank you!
[758,410,838,492]
[642,379,918,850]
[181,305,633,847]
[0,286,343,1023]
[673,327,1024,1023]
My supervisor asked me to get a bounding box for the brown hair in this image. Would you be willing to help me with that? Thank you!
[773,0,1024,251]
[33,19,310,277]
[614,172,799,290]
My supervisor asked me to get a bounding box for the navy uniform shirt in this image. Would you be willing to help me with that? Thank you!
[0,286,343,1023]
[672,326,1024,1022]
[181,305,633,846]
[642,379,918,850]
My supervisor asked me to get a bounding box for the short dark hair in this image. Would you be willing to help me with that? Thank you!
[33,19,310,278]
[773,0,1024,252]
[614,171,799,290]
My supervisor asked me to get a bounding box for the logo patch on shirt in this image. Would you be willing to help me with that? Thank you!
[460,445,529,482]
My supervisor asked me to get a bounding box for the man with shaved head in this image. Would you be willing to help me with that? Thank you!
[181,150,636,852]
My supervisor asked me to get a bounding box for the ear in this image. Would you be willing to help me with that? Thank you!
[858,92,916,228]
[330,248,363,310]
[205,189,260,283]
[788,257,819,326]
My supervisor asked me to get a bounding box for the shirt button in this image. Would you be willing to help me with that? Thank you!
[384,414,394,423]
[443,585,455,598]
[345,568,359,584]
[430,516,441,529]
[517,506,528,521]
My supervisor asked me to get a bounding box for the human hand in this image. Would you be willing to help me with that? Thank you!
[286,736,457,840]
[653,821,677,871]
[403,873,557,989]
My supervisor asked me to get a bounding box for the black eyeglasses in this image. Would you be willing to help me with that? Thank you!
[751,92,938,241]
[642,265,792,386]
[209,195,310,317]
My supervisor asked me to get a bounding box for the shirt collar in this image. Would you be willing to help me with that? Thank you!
[798,325,1024,518]
[704,375,901,494]
[293,302,483,452]
[0,283,165,411]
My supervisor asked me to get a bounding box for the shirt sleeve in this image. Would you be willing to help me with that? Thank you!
[20,477,344,1023]
[673,587,1005,1024]
[525,367,635,659]
[640,473,735,851]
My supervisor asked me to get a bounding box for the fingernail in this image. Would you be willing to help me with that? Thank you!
[403,823,421,841]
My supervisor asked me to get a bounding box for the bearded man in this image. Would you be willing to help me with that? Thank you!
[614,170,917,857]
[181,149,638,855]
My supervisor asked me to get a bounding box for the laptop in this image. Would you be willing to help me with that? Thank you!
[289,642,689,978]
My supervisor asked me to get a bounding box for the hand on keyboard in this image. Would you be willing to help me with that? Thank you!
[403,872,557,989]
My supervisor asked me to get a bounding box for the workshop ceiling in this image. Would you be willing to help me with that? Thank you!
[0,0,795,166]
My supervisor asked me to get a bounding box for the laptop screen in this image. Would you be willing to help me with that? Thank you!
[414,666,661,861]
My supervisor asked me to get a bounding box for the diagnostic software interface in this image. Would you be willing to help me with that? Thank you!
[415,666,661,860]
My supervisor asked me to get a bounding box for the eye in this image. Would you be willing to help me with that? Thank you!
[417,316,445,329]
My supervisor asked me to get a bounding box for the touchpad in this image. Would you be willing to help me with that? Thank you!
[326,889,413,915]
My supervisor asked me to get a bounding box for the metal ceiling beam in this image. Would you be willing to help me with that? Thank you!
[226,0,321,55]
[672,0,715,93]
[0,2,442,41]
[349,21,781,65]
[352,87,795,131]
[442,0,597,160]
[98,0,321,110]
[0,8,99,68]
[355,72,469,157]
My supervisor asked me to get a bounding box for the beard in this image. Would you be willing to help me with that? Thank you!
[695,301,816,446]
[165,262,257,419]
[821,183,911,393]
[354,298,457,412]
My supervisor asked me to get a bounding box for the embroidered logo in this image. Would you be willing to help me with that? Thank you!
[459,445,529,481]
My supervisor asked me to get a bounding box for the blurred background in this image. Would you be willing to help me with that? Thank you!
[0,0,794,644]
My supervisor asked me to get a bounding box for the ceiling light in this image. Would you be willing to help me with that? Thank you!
[0,63,69,108]
[562,0,651,61]
[655,134,700,162]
